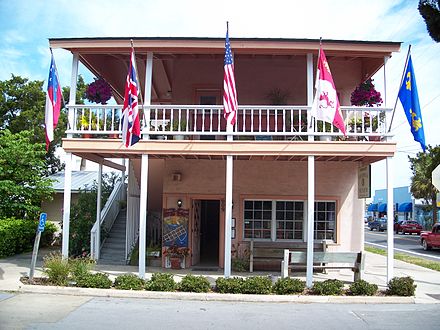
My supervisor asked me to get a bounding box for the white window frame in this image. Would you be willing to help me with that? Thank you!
[243,199,337,242]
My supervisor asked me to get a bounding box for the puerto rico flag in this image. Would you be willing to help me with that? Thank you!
[122,49,141,147]
[45,52,62,151]
[223,24,238,126]
[310,47,346,135]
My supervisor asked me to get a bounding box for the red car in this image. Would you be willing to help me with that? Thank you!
[420,223,440,250]
[394,220,422,235]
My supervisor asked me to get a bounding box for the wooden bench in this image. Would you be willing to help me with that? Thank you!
[281,250,364,281]
[249,241,327,272]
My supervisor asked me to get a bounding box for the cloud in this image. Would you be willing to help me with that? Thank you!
[2,0,440,192]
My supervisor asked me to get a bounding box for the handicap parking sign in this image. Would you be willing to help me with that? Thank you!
[38,213,47,232]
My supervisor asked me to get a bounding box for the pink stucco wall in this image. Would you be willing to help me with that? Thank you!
[163,158,364,263]
[171,56,362,106]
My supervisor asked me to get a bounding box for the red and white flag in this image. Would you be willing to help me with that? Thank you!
[45,51,62,151]
[310,47,346,135]
[121,49,141,147]
[223,25,237,126]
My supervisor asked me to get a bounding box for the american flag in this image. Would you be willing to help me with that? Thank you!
[122,49,141,147]
[44,51,62,151]
[223,26,237,126]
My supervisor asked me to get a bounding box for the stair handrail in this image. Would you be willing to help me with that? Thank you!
[90,179,126,260]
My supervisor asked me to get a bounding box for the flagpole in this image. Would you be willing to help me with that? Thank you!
[129,40,146,128]
[388,45,411,133]
[49,47,67,109]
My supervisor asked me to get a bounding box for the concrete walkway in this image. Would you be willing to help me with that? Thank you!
[0,247,439,303]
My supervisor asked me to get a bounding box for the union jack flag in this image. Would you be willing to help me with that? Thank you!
[223,25,237,126]
[45,51,62,151]
[122,49,141,147]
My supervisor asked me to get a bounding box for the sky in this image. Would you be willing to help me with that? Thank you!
[0,0,439,195]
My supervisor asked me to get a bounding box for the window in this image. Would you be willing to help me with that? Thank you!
[243,200,272,239]
[276,201,303,240]
[244,199,336,241]
[314,201,336,240]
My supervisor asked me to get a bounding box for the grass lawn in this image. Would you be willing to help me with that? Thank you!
[365,246,440,272]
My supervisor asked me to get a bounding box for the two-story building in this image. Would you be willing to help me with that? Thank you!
[50,37,400,280]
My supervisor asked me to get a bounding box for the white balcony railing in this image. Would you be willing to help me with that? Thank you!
[66,104,393,140]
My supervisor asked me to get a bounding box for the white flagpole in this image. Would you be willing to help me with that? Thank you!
[388,45,411,133]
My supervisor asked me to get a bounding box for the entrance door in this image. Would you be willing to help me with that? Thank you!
[191,200,201,266]
[199,200,220,265]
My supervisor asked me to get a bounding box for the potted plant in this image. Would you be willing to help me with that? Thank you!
[266,88,289,105]
[77,109,97,137]
[85,77,112,105]
[316,121,334,141]
[171,118,187,140]
[164,245,190,269]
[350,78,383,139]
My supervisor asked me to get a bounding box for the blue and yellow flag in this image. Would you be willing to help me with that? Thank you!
[398,55,426,152]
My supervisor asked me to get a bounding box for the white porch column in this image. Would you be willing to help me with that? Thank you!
[139,154,149,278]
[67,53,79,138]
[386,156,394,282]
[95,163,103,259]
[306,155,315,288]
[224,154,233,277]
[307,53,314,142]
[143,52,153,139]
[62,153,73,259]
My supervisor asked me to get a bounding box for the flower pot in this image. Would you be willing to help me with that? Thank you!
[170,257,182,269]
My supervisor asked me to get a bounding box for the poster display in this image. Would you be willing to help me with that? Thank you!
[162,208,189,247]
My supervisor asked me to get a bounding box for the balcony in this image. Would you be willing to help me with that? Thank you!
[67,104,392,141]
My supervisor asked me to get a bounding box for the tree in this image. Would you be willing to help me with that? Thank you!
[0,130,54,219]
[419,0,440,42]
[69,173,119,256]
[0,74,87,174]
[408,145,440,225]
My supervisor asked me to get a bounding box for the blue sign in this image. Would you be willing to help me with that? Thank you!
[38,213,47,232]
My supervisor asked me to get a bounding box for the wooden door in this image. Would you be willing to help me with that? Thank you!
[192,200,201,265]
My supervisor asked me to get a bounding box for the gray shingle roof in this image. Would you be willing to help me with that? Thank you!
[48,171,98,193]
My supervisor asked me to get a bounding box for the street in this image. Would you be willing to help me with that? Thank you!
[0,293,438,330]
[365,227,440,262]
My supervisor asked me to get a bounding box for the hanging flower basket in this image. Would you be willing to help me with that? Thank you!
[85,77,112,104]
[350,78,382,107]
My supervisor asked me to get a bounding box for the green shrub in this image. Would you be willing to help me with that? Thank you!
[145,273,176,292]
[70,257,95,281]
[232,258,249,272]
[348,280,378,296]
[215,277,245,294]
[386,276,416,296]
[177,274,211,293]
[75,272,113,289]
[43,252,71,286]
[0,218,55,258]
[273,277,305,295]
[241,276,273,295]
[114,274,146,290]
[312,279,344,295]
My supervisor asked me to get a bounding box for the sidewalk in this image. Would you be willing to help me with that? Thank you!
[0,247,439,303]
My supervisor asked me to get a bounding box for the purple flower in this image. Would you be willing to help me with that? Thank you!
[350,78,382,107]
[85,77,112,104]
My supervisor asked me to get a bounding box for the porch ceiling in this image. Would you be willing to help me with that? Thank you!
[62,139,396,169]
[50,37,401,104]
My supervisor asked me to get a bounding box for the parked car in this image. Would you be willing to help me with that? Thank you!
[368,218,387,232]
[420,223,440,251]
[394,220,422,235]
